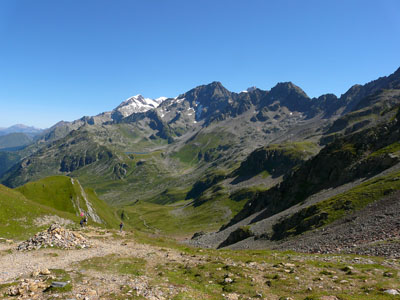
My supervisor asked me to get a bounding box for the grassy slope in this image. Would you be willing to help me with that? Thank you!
[16,176,78,214]
[0,175,121,240]
[266,141,320,158]
[369,141,400,157]
[121,191,247,236]
[0,184,77,239]
[73,149,184,205]
[171,130,235,165]
[14,175,119,230]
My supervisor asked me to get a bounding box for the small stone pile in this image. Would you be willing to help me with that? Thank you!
[17,223,90,251]
[6,269,56,299]
[7,277,49,299]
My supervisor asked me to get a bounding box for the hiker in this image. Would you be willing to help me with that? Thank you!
[119,222,124,232]
[83,216,88,227]
[80,218,84,227]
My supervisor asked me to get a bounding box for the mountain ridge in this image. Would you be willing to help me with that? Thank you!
[2,67,400,254]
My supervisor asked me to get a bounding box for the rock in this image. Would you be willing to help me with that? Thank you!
[191,231,205,239]
[87,289,97,296]
[17,223,90,251]
[224,277,233,283]
[320,297,340,300]
[40,268,51,275]
[283,263,295,268]
[29,283,40,292]
[7,278,49,298]
[384,289,400,295]
[7,286,20,296]
[51,281,68,288]
[383,271,394,277]
[341,266,354,272]
[224,293,240,300]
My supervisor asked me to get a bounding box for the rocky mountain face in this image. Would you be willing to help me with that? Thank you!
[226,109,400,229]
[190,105,400,251]
[341,67,400,113]
[35,94,167,143]
[233,142,319,179]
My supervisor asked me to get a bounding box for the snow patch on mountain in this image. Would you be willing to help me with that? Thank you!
[247,86,257,92]
[113,94,166,118]
[155,96,168,103]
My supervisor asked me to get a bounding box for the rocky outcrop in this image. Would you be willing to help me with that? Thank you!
[60,147,113,172]
[233,143,316,178]
[17,224,90,251]
[217,226,254,249]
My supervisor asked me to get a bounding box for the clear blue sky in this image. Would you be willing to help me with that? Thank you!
[1,0,399,128]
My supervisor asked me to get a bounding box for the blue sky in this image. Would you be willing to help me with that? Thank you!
[1,0,399,128]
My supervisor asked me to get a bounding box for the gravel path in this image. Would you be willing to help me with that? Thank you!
[0,230,189,284]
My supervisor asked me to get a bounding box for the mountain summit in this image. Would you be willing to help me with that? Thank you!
[111,94,166,121]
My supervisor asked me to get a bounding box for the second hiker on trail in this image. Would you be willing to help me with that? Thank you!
[119,222,124,232]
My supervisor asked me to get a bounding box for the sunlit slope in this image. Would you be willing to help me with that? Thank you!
[16,175,119,228]
[0,175,119,239]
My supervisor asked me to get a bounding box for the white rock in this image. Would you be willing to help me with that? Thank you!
[384,289,400,295]
[224,277,233,283]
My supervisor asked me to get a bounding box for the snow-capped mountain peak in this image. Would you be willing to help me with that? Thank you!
[113,94,165,118]
[155,96,168,104]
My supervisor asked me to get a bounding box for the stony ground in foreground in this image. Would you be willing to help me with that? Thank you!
[1,226,400,300]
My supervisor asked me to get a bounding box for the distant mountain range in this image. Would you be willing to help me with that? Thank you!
[0,132,33,150]
[0,124,43,137]
[2,66,400,254]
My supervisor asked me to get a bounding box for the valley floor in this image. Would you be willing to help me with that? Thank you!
[1,227,400,300]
